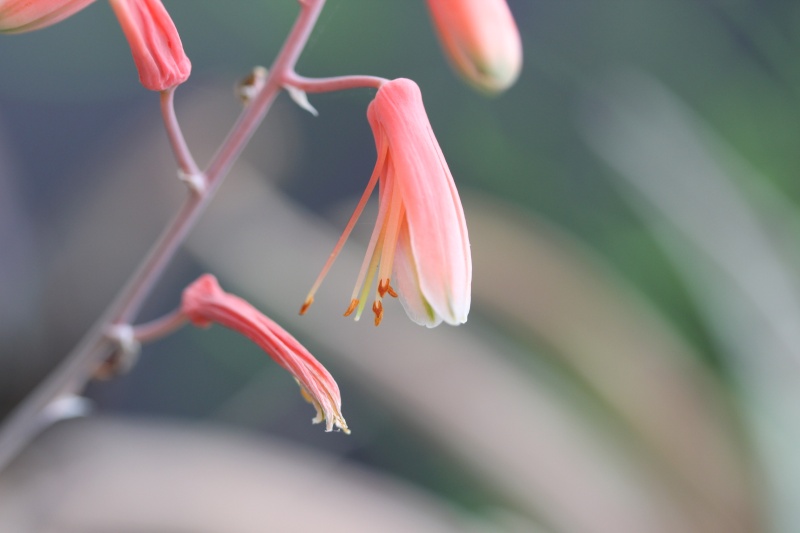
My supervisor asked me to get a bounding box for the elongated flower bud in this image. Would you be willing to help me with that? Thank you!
[182,274,348,433]
[426,0,522,94]
[0,0,95,34]
[108,0,190,91]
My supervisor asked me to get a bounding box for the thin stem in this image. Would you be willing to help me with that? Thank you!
[160,87,201,179]
[284,73,387,93]
[131,308,187,344]
[0,0,329,471]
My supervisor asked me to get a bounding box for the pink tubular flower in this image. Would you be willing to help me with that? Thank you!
[426,0,522,94]
[108,0,190,91]
[0,0,96,33]
[301,78,471,328]
[182,274,349,433]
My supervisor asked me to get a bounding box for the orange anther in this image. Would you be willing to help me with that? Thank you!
[378,278,390,297]
[387,284,398,298]
[344,299,359,317]
[299,297,313,315]
[372,300,384,326]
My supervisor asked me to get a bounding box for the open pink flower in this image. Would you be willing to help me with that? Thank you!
[301,78,471,328]
[182,274,348,433]
[0,0,95,33]
[108,0,190,91]
[426,0,522,94]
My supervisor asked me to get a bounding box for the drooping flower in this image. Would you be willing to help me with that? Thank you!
[108,0,190,91]
[301,78,471,328]
[182,274,349,433]
[425,0,522,94]
[0,0,96,33]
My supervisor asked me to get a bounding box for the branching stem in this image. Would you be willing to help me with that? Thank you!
[0,0,333,471]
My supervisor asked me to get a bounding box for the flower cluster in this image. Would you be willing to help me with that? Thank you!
[2,0,523,433]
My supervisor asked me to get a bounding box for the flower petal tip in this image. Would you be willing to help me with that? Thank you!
[299,381,350,434]
[109,0,191,91]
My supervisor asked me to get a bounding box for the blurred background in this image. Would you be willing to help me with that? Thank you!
[1,0,800,531]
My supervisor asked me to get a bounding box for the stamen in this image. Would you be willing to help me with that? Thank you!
[349,149,392,305]
[344,299,358,317]
[299,297,313,315]
[378,278,391,297]
[302,142,388,315]
[355,260,378,321]
[352,182,392,321]
[372,300,384,326]
[376,169,405,286]
[387,284,398,298]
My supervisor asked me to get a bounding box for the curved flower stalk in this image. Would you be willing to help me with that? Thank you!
[0,0,95,33]
[108,0,190,91]
[301,78,471,328]
[425,0,522,94]
[182,275,348,433]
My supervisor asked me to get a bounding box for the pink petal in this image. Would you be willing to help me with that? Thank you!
[426,0,523,93]
[109,0,191,91]
[182,274,348,433]
[0,0,96,33]
[369,79,471,325]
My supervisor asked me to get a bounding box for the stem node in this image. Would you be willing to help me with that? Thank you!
[178,170,208,196]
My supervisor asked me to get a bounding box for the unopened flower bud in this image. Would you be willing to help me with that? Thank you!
[109,0,191,91]
[426,0,522,94]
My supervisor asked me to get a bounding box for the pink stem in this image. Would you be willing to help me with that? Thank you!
[203,0,325,186]
[132,308,188,344]
[284,73,387,93]
[160,88,201,179]
[0,0,328,470]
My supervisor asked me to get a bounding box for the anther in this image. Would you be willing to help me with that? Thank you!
[378,278,399,298]
[299,297,313,315]
[378,278,390,297]
[344,299,359,317]
[372,300,384,326]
